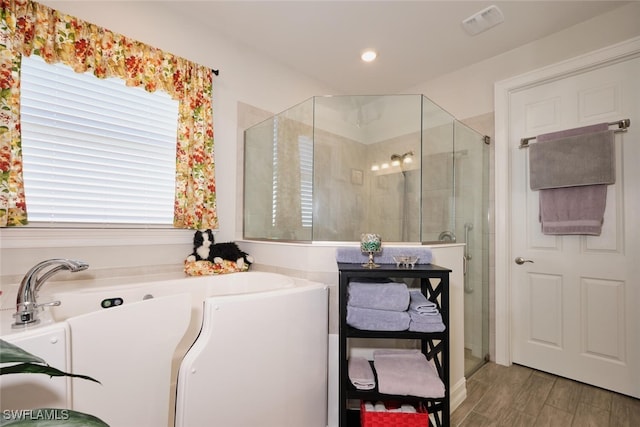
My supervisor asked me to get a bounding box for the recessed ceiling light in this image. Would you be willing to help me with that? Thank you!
[361,50,377,62]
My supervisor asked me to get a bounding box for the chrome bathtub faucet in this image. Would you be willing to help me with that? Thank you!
[12,258,89,328]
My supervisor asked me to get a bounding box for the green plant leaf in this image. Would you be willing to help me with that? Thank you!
[0,409,109,426]
[0,342,106,425]
[0,363,100,384]
[0,340,46,365]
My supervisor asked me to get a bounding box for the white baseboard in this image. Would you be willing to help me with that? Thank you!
[328,334,338,427]
[450,376,468,413]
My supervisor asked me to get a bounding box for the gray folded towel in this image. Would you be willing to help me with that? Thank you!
[348,281,410,312]
[409,321,446,333]
[336,247,433,265]
[346,306,410,331]
[531,123,613,236]
[373,349,445,398]
[408,313,446,333]
[529,126,614,190]
[348,357,375,390]
[408,310,444,324]
[408,290,438,315]
[408,292,445,332]
[539,184,607,235]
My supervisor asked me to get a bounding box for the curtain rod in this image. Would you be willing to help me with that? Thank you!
[519,119,631,149]
[212,69,219,76]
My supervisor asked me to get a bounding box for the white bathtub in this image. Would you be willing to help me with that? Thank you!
[1,272,329,427]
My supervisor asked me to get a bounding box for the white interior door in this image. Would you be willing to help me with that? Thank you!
[509,55,640,397]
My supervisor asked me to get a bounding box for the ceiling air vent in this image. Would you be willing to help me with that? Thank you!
[461,5,504,36]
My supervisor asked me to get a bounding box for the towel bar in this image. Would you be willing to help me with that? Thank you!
[519,119,631,149]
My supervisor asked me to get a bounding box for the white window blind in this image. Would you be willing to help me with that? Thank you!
[298,136,313,228]
[271,117,279,227]
[20,54,178,225]
[270,117,313,229]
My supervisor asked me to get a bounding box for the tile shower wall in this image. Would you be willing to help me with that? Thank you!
[367,133,421,242]
[313,129,368,241]
[422,124,456,243]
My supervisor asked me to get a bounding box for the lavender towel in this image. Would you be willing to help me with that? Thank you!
[348,281,410,312]
[408,292,445,332]
[373,349,445,398]
[348,357,375,390]
[346,306,410,331]
[408,290,438,315]
[335,247,432,265]
[529,125,614,190]
[409,311,443,324]
[539,185,607,235]
[409,312,446,333]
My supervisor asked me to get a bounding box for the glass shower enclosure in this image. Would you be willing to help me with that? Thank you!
[244,95,489,375]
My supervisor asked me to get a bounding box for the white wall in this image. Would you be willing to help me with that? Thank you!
[408,2,640,119]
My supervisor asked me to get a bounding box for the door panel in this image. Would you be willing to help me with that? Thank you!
[528,273,563,348]
[581,277,625,362]
[509,56,639,397]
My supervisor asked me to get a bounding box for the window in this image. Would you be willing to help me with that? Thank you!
[298,136,313,228]
[19,55,179,226]
[271,117,279,227]
[270,116,313,229]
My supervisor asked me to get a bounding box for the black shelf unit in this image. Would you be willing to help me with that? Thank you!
[338,262,451,427]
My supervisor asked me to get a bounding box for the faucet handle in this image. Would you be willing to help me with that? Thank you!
[37,300,61,308]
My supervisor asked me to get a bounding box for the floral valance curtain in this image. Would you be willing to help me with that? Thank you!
[0,0,217,229]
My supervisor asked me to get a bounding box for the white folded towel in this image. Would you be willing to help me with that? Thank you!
[401,404,417,413]
[348,356,375,390]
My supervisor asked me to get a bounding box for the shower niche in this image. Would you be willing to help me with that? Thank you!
[244,94,487,245]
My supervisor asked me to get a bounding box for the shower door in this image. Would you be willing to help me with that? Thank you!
[454,121,490,376]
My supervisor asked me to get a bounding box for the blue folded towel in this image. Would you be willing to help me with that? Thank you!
[348,281,409,312]
[408,290,439,315]
[347,306,410,331]
[335,247,433,265]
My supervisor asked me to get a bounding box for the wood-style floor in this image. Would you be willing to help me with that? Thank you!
[452,362,640,426]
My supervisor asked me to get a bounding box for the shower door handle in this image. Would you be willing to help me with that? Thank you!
[514,257,534,265]
[463,223,473,261]
[463,223,473,293]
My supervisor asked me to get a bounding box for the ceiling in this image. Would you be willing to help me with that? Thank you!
[162,1,630,94]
